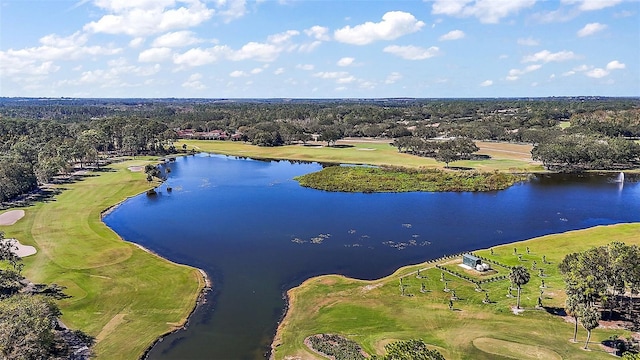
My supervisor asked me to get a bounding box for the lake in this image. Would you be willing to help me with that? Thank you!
[103,154,640,359]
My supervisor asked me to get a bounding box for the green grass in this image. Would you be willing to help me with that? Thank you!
[0,160,205,359]
[272,223,640,360]
[179,140,542,172]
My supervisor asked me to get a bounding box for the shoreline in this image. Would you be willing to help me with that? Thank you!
[94,165,211,359]
[269,222,640,359]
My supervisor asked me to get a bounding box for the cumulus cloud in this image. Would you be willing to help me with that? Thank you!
[182,73,206,89]
[304,25,330,41]
[296,64,314,71]
[334,11,425,45]
[229,70,247,77]
[215,0,247,23]
[228,42,280,62]
[506,64,542,81]
[84,0,214,36]
[383,45,440,60]
[606,60,625,70]
[313,71,349,79]
[431,0,536,24]
[480,80,493,87]
[586,68,609,78]
[138,47,173,62]
[561,0,622,11]
[577,22,607,37]
[337,57,355,66]
[173,46,227,67]
[439,30,465,41]
[517,37,539,46]
[274,67,285,75]
[522,49,578,63]
[152,31,203,47]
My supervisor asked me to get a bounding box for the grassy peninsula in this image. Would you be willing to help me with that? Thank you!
[272,223,640,359]
[0,160,205,359]
[295,166,528,192]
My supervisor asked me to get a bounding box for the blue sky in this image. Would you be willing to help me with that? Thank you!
[1,0,638,98]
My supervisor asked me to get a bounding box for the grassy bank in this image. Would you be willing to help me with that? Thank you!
[295,166,528,192]
[179,139,542,172]
[272,223,640,360]
[0,160,205,359]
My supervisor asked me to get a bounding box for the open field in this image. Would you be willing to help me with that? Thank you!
[0,160,205,359]
[272,223,640,360]
[179,139,543,172]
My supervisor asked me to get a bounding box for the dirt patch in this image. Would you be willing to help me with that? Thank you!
[127,166,144,172]
[511,306,525,315]
[0,210,25,225]
[362,283,383,292]
[95,313,128,343]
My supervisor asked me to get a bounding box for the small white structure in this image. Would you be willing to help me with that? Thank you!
[462,253,491,272]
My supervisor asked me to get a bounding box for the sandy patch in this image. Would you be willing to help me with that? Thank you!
[127,166,144,172]
[357,148,376,151]
[362,283,383,292]
[2,239,37,258]
[0,210,25,226]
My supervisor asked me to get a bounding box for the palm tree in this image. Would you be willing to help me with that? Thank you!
[509,266,531,309]
[565,294,582,343]
[580,305,600,349]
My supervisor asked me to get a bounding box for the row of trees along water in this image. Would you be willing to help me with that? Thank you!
[1,97,639,202]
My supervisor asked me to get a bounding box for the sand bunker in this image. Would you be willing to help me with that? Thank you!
[127,166,144,172]
[2,239,37,258]
[0,210,25,226]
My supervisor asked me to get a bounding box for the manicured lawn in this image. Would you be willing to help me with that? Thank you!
[179,139,543,172]
[0,160,205,359]
[272,223,640,359]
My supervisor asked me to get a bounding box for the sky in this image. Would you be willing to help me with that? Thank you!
[0,0,639,98]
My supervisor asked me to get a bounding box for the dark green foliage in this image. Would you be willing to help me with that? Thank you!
[295,166,526,193]
[307,334,366,360]
[373,339,445,360]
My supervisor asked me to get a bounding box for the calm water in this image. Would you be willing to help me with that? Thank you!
[103,154,640,359]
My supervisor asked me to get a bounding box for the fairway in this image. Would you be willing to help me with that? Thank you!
[272,223,640,360]
[179,139,543,172]
[0,161,205,359]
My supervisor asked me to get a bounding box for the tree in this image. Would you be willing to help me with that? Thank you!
[509,266,530,309]
[565,294,582,343]
[320,126,343,147]
[579,305,600,350]
[0,295,61,359]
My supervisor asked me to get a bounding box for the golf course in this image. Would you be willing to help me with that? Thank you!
[0,160,206,359]
[271,223,640,359]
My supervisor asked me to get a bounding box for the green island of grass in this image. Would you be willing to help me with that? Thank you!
[271,223,640,360]
[1,160,206,359]
[295,166,528,192]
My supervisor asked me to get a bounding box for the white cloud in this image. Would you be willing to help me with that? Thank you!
[85,1,214,36]
[517,37,539,46]
[383,45,440,60]
[298,41,322,53]
[431,0,536,24]
[480,80,493,87]
[313,71,349,79]
[439,29,465,41]
[296,64,315,71]
[215,0,247,23]
[561,0,622,11]
[334,11,425,45]
[250,67,263,74]
[182,72,206,89]
[586,68,609,78]
[274,67,285,75]
[129,37,145,48]
[522,50,578,63]
[506,64,542,80]
[337,76,356,84]
[228,42,280,62]
[304,25,330,41]
[606,60,625,70]
[229,70,247,77]
[577,22,607,37]
[173,46,226,67]
[152,31,202,47]
[385,72,402,84]
[267,30,300,45]
[337,57,355,67]
[138,47,172,62]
